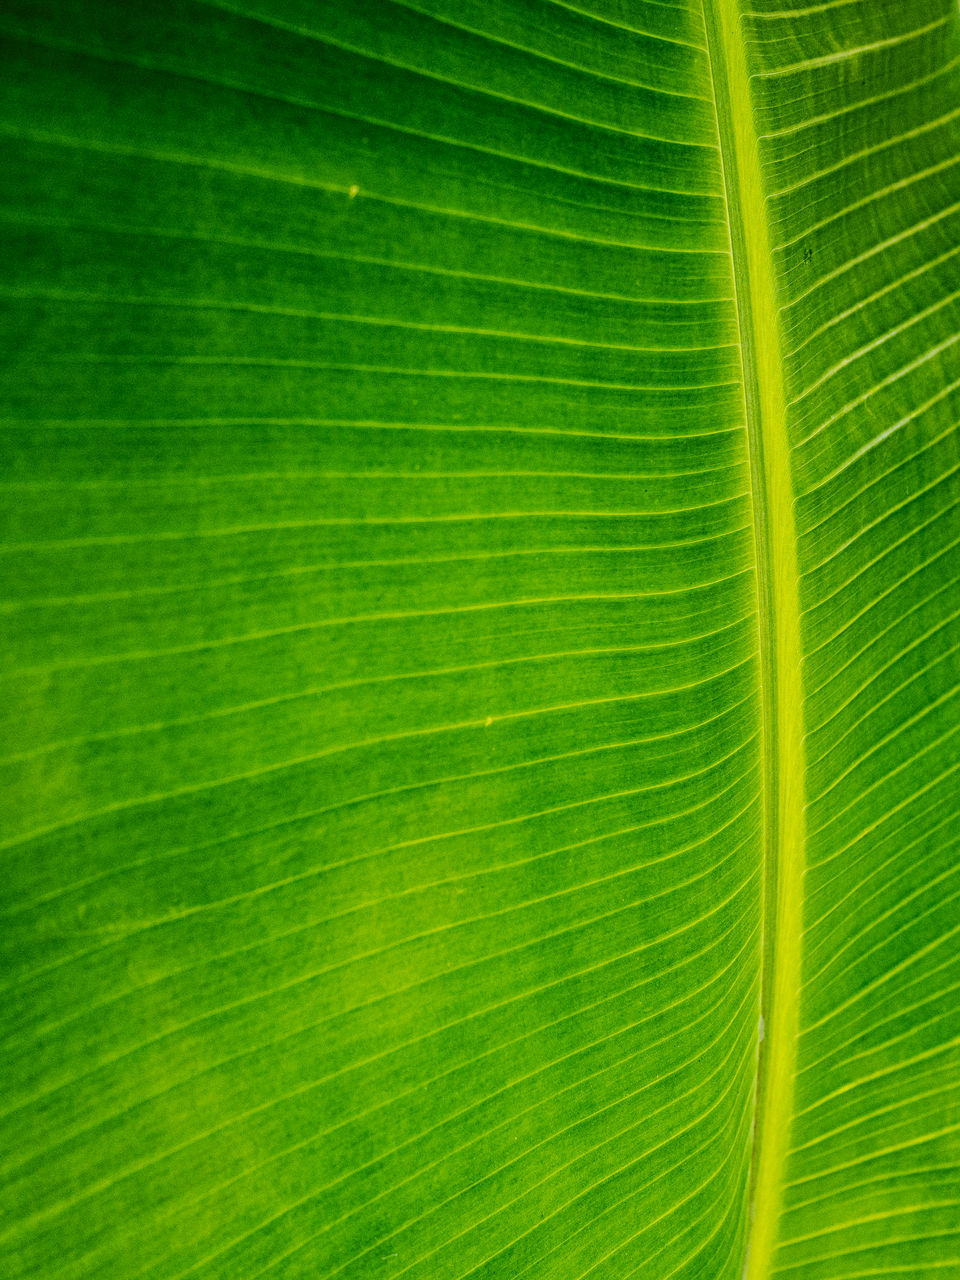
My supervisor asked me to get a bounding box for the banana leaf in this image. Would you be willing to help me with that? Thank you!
[2,1,959,1277]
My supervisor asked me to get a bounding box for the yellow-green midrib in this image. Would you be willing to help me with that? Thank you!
[701,1,808,1277]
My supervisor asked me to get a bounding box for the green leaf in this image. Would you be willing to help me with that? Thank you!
[2,2,959,1278]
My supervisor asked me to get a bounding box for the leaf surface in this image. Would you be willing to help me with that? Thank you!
[1,2,958,1278]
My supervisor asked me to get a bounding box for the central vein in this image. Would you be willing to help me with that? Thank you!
[700,3,808,1276]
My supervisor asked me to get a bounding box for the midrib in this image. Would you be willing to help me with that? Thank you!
[700,3,807,1277]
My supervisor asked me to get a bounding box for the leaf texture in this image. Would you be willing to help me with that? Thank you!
[0,2,958,1279]
[739,3,960,1276]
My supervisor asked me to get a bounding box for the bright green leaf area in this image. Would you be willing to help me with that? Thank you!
[2,1,960,1277]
